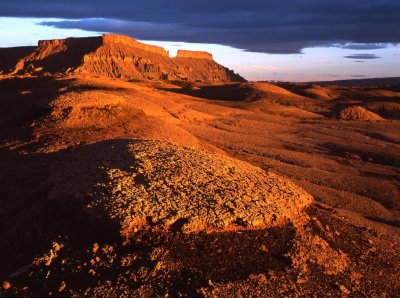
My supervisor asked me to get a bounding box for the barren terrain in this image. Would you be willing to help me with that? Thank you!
[0,36,399,296]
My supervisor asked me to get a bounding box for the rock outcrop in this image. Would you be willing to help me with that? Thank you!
[13,37,103,74]
[176,50,213,60]
[5,34,245,83]
[48,140,313,237]
[338,106,384,121]
[102,34,169,57]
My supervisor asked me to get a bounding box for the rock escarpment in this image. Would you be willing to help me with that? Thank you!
[102,34,169,56]
[5,34,245,82]
[13,37,103,74]
[176,50,213,60]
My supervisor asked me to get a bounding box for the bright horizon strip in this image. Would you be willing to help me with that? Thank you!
[0,17,399,82]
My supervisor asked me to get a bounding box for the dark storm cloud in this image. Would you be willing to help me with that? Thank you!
[1,0,400,54]
[344,54,382,59]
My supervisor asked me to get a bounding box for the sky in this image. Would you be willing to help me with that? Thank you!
[0,0,399,82]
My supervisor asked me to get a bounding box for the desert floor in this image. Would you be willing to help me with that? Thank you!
[1,75,399,296]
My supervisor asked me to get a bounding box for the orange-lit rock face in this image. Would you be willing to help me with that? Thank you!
[5,34,245,83]
[176,49,213,60]
[13,36,103,74]
[102,34,169,57]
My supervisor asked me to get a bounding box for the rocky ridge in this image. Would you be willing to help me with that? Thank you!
[5,34,245,82]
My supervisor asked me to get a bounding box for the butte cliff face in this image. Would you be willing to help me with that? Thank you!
[5,34,245,83]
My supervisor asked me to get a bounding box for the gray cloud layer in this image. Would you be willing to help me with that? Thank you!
[1,0,400,54]
[344,54,382,60]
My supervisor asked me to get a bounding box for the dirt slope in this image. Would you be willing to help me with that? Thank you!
[338,106,384,121]
[49,140,313,236]
[0,138,354,296]
[0,74,399,296]
[277,83,336,101]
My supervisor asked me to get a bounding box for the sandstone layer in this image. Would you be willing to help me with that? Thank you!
[5,34,245,83]
[176,50,213,60]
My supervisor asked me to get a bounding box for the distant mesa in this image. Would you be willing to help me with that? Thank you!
[0,34,245,83]
[176,49,213,60]
[102,34,170,57]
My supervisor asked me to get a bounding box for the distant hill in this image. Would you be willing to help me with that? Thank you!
[310,77,400,87]
[0,34,245,83]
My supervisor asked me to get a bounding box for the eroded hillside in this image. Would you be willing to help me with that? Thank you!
[0,74,399,296]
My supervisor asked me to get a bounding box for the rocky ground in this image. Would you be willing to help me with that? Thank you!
[0,75,399,296]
